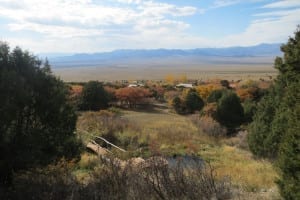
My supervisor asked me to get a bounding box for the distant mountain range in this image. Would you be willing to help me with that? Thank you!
[44,43,282,68]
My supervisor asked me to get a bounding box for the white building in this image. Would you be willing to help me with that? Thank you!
[176,83,193,88]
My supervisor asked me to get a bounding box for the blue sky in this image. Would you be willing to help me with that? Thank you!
[0,0,300,53]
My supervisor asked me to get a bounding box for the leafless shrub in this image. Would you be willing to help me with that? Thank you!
[87,156,232,200]
[4,157,232,200]
[6,161,79,200]
[191,115,227,138]
[236,130,249,149]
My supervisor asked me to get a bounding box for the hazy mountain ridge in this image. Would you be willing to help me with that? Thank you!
[46,43,282,68]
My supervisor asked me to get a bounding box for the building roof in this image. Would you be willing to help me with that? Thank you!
[176,83,193,88]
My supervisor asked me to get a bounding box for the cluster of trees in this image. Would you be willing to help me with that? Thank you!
[248,27,300,199]
[77,83,153,111]
[172,86,245,134]
[68,81,153,112]
[172,89,204,114]
[0,42,81,185]
[76,76,262,124]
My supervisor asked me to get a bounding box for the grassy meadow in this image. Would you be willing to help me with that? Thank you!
[75,105,280,199]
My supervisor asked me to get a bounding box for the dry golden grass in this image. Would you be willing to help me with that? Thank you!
[122,109,278,191]
[200,145,278,191]
[76,108,278,195]
[122,110,213,154]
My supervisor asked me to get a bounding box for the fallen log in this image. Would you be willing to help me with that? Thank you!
[86,140,167,171]
[86,140,112,156]
[86,140,126,168]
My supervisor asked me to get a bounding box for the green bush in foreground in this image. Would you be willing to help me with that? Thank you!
[248,26,300,199]
[0,42,81,185]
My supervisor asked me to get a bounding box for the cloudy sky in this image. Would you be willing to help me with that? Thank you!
[0,0,299,53]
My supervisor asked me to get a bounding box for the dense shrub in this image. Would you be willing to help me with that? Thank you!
[80,81,109,111]
[243,99,256,123]
[207,89,226,103]
[172,96,183,114]
[185,91,204,113]
[171,89,204,114]
[247,87,280,158]
[216,92,244,130]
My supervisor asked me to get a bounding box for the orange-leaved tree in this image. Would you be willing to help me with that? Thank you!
[115,87,151,108]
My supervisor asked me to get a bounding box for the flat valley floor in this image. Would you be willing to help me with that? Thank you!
[53,64,277,82]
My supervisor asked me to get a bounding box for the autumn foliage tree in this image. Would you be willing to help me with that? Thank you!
[115,87,151,108]
[151,86,165,102]
[236,86,263,102]
[196,84,221,100]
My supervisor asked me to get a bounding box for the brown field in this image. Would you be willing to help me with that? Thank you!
[53,64,277,82]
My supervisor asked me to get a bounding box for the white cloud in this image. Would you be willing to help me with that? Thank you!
[0,0,196,37]
[211,0,241,8]
[0,0,201,52]
[219,7,300,46]
[8,23,104,38]
[138,1,197,17]
[116,0,143,4]
[0,0,299,52]
[263,0,300,9]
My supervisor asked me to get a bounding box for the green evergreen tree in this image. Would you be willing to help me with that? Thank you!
[0,42,81,185]
[220,80,230,88]
[172,96,182,114]
[248,86,283,158]
[242,98,256,123]
[185,91,204,113]
[248,26,300,199]
[207,89,226,103]
[216,92,244,130]
[80,81,109,111]
[276,81,300,199]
